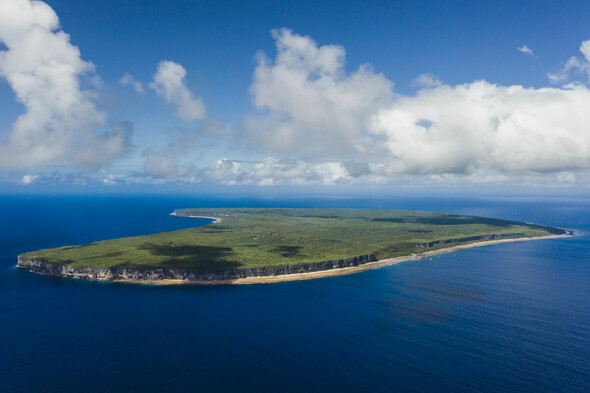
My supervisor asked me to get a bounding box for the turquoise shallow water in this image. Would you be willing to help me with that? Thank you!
[1,194,589,392]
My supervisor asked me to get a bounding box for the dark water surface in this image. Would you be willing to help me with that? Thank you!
[1,194,589,392]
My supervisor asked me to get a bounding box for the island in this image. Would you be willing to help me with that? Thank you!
[17,208,572,285]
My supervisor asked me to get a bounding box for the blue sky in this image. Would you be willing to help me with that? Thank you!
[2,0,590,191]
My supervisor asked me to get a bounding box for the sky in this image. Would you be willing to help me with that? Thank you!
[2,0,590,192]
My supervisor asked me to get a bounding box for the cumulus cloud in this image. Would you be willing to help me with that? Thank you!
[240,31,590,185]
[143,150,193,179]
[202,158,249,185]
[371,81,590,174]
[247,28,393,158]
[119,72,144,94]
[517,44,535,56]
[7,17,589,187]
[0,0,131,171]
[313,162,349,184]
[548,39,590,83]
[149,60,206,121]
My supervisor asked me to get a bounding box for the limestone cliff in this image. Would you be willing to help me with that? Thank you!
[17,254,377,282]
[17,232,551,282]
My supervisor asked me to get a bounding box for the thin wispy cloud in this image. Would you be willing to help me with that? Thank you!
[119,73,145,94]
[412,73,442,88]
[548,40,590,83]
[142,150,194,179]
[517,44,536,57]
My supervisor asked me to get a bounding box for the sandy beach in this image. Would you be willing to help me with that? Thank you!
[123,232,573,286]
[170,213,222,223]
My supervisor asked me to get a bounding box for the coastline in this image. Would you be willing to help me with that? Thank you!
[147,232,573,285]
[19,232,574,286]
[169,212,222,223]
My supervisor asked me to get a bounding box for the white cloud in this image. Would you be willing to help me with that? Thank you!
[196,157,359,186]
[241,32,590,185]
[202,158,249,185]
[412,73,442,88]
[119,72,144,94]
[6,18,589,188]
[195,157,323,185]
[17,171,94,185]
[20,174,38,184]
[143,150,193,179]
[247,28,393,159]
[149,60,206,121]
[0,0,131,171]
[517,44,535,56]
[548,39,590,83]
[313,162,349,184]
[99,169,119,185]
[252,157,315,185]
[371,81,590,175]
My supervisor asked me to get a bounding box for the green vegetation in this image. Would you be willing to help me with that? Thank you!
[21,208,564,271]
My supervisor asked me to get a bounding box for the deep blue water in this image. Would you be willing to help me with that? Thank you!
[1,194,589,392]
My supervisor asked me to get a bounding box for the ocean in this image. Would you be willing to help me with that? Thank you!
[0,194,589,392]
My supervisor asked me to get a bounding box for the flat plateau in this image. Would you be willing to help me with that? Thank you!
[18,208,572,285]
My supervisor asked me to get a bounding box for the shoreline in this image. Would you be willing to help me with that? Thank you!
[21,232,573,286]
[145,233,572,285]
[170,212,222,223]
